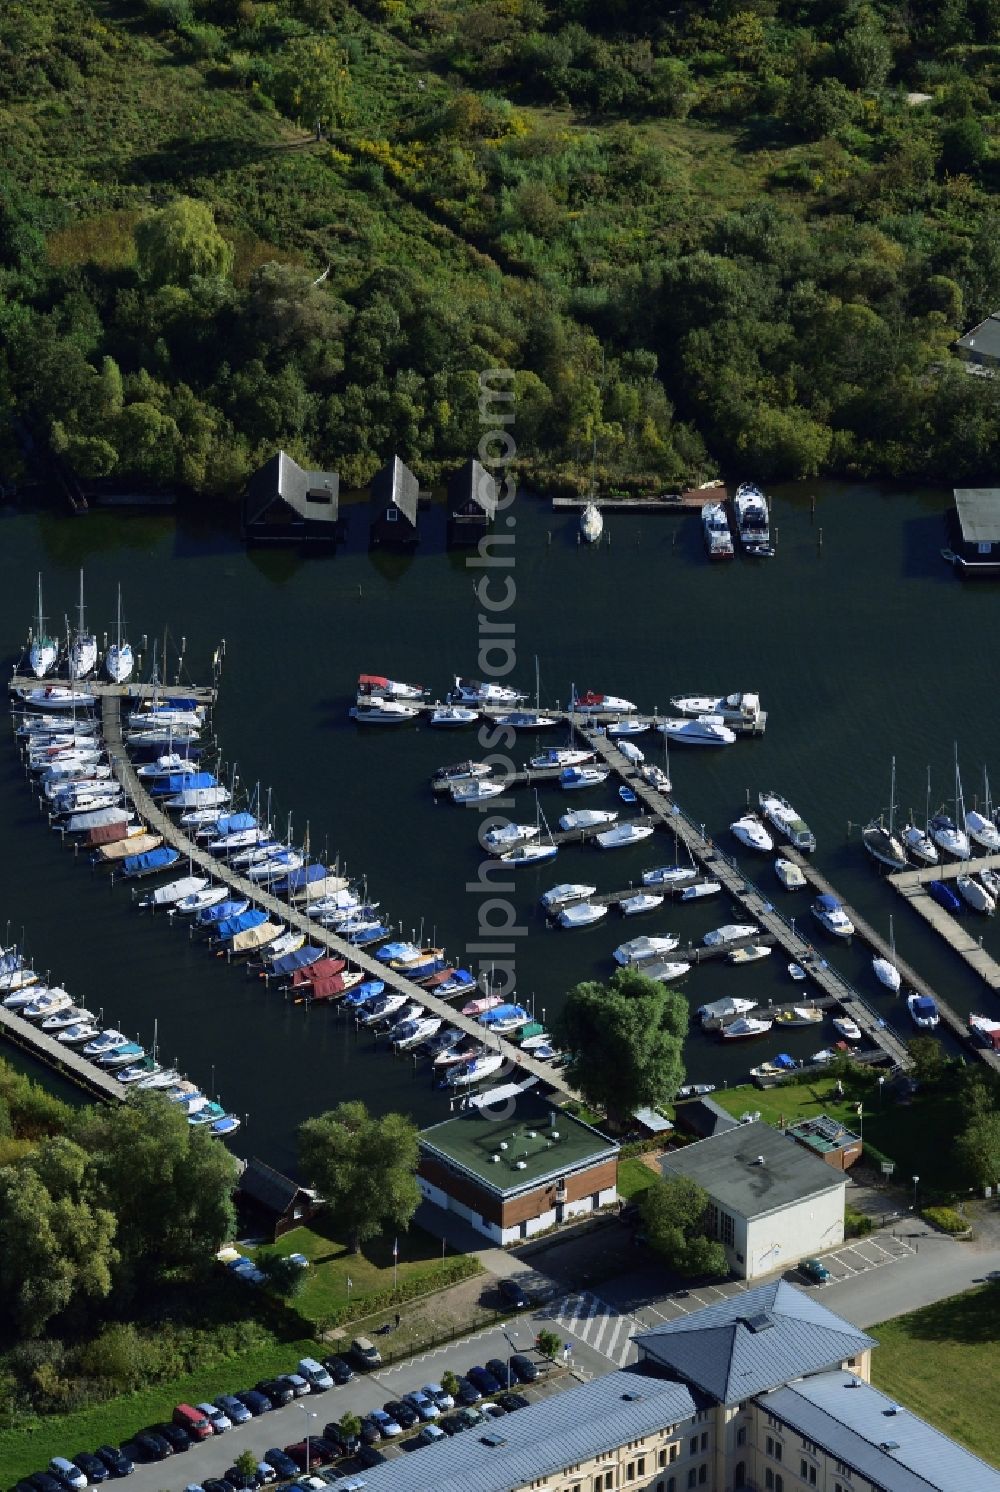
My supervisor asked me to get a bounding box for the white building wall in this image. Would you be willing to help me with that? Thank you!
[744,1185,845,1279]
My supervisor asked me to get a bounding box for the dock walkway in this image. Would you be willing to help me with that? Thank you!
[11,673,216,705]
[101,697,580,1102]
[889,856,1000,995]
[0,1005,126,1101]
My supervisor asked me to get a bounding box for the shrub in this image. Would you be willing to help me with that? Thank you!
[922,1205,969,1235]
[845,1206,873,1238]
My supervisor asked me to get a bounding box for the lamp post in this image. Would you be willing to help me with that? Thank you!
[912,1174,920,1211]
[502,1328,518,1391]
[302,1406,317,1472]
[878,1074,885,1107]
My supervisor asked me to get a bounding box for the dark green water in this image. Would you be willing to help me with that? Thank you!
[1,484,995,1171]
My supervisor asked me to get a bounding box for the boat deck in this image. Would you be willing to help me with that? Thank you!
[0,1005,126,1101]
[101,696,581,1102]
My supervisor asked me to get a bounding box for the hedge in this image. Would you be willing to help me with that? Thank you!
[922,1206,969,1235]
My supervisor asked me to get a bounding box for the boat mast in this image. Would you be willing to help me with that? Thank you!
[77,568,86,639]
[925,766,931,836]
[955,741,966,831]
[36,573,44,639]
[116,584,123,653]
[889,755,896,835]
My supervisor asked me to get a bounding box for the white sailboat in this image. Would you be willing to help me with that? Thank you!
[966,767,1000,853]
[901,769,939,867]
[929,746,971,859]
[68,570,97,680]
[500,792,558,866]
[104,585,134,683]
[28,574,58,678]
[580,503,603,543]
[957,874,996,914]
[862,756,908,871]
[872,915,901,992]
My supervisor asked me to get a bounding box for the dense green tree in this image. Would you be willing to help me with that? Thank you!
[956,1107,1000,1190]
[641,1176,728,1278]
[837,5,892,90]
[940,116,987,177]
[274,36,350,130]
[135,197,233,288]
[553,967,686,1127]
[299,1102,421,1253]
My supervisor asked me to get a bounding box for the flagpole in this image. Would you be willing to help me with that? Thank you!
[393,1237,398,1291]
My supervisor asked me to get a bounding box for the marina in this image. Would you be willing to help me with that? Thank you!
[0,1003,127,1102]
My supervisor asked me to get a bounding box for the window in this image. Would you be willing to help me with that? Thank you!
[775,1478,783,1492]
[801,1439,818,1455]
[659,1450,667,1469]
[638,1458,646,1476]
[836,1466,853,1478]
[698,1467,707,1486]
[605,1474,614,1491]
[627,1463,635,1481]
[736,1426,747,1447]
[734,1463,746,1490]
[670,1445,679,1462]
[809,1469,817,1486]
[700,1432,708,1451]
[385,507,398,522]
[765,1472,774,1491]
[766,1437,774,1456]
[689,1439,698,1457]
[720,1211,735,1247]
[774,1441,783,1463]
[687,1472,697,1490]
[801,1461,808,1479]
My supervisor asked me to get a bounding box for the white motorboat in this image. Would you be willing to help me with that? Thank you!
[728,944,772,965]
[430,705,479,727]
[18,685,97,711]
[560,766,610,791]
[447,1050,505,1087]
[41,1003,93,1031]
[68,569,97,680]
[907,992,940,1029]
[832,1015,862,1042]
[163,786,231,810]
[617,741,645,768]
[677,1082,716,1098]
[58,1021,99,1046]
[614,934,680,965]
[720,1015,773,1040]
[958,874,996,914]
[137,753,200,780]
[580,503,603,543]
[27,573,58,678]
[642,864,697,888]
[530,747,594,769]
[872,914,902,992]
[758,791,816,852]
[105,584,134,683]
[245,850,303,882]
[640,763,672,793]
[731,814,774,853]
[670,691,761,724]
[703,923,758,947]
[357,673,427,701]
[171,885,228,916]
[681,880,722,900]
[750,1056,801,1080]
[434,760,492,784]
[450,778,507,804]
[82,1028,129,1059]
[787,963,807,981]
[812,894,854,938]
[495,710,559,729]
[500,842,559,867]
[571,690,637,715]
[449,677,526,706]
[608,719,649,738]
[619,892,664,916]
[702,501,734,559]
[483,823,538,853]
[541,883,596,910]
[394,1015,443,1049]
[774,857,806,891]
[559,808,617,832]
[22,988,73,1021]
[698,996,757,1028]
[774,1005,823,1029]
[732,483,770,549]
[138,875,209,910]
[659,715,736,746]
[643,960,691,982]
[350,697,421,725]
[559,901,608,928]
[596,823,654,850]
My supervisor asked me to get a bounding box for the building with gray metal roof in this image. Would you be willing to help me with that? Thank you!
[956,313,1000,365]
[242,449,340,541]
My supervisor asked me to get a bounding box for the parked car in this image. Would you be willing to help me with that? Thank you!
[27,1476,62,1492]
[800,1256,832,1285]
[485,1358,512,1387]
[368,1408,402,1438]
[235,1388,272,1416]
[173,1404,213,1442]
[412,1424,446,1449]
[255,1467,276,1487]
[455,1406,484,1430]
[384,1399,419,1430]
[284,1438,336,1470]
[202,1481,237,1492]
[94,1445,134,1477]
[498,1277,531,1311]
[281,1373,311,1398]
[323,1421,359,1456]
[215,1395,252,1426]
[154,1422,191,1454]
[403,1389,440,1421]
[438,1413,464,1437]
[455,1376,482,1405]
[198,1402,231,1434]
[71,1453,109,1485]
[497,1391,531,1412]
[222,1467,257,1491]
[509,1353,540,1384]
[263,1450,299,1479]
[350,1336,382,1370]
[359,1417,383,1446]
[422,1381,454,1411]
[467,1365,502,1395]
[321,1354,354,1385]
[132,1430,173,1461]
[298,1357,334,1392]
[355,1446,386,1469]
[49,1460,87,1491]
[256,1378,295,1408]
[481,1401,507,1419]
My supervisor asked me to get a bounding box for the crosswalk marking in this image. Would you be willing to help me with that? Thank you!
[552,1290,642,1368]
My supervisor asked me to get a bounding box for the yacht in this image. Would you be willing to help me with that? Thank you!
[499,842,559,867]
[702,501,734,559]
[929,813,970,860]
[642,864,697,889]
[901,821,937,866]
[20,685,97,711]
[774,1006,824,1030]
[608,719,649,738]
[732,483,771,550]
[580,503,603,543]
[670,692,761,725]
[137,753,201,780]
[907,992,940,1030]
[698,996,757,1029]
[27,574,58,678]
[730,814,774,853]
[595,823,654,850]
[483,823,538,854]
[703,923,758,947]
[446,1051,504,1088]
[82,1029,129,1059]
[434,760,493,785]
[619,892,664,916]
[774,857,807,891]
[812,894,855,938]
[105,584,134,683]
[758,791,816,852]
[560,766,610,790]
[450,778,507,804]
[495,710,558,729]
[558,902,608,929]
[872,916,901,992]
[658,716,736,746]
[570,690,637,715]
[530,748,594,769]
[957,874,995,915]
[449,677,526,706]
[68,569,97,680]
[728,945,772,965]
[966,768,1000,852]
[356,673,428,700]
[429,705,479,727]
[643,960,691,982]
[614,934,680,965]
[832,1015,862,1042]
[540,883,596,911]
[350,697,421,725]
[719,1015,773,1040]
[863,757,908,872]
[559,808,617,833]
[58,1021,99,1046]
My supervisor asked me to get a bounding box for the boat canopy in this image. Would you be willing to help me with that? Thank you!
[308,973,348,1001]
[132,695,201,712]
[358,674,391,688]
[66,806,131,831]
[291,956,347,987]
[774,1053,797,1069]
[268,946,324,978]
[216,908,267,940]
[912,996,937,1018]
[124,846,179,875]
[480,1003,528,1024]
[575,691,605,705]
[196,898,247,925]
[151,772,217,795]
[209,811,256,836]
[815,893,841,910]
[272,864,329,893]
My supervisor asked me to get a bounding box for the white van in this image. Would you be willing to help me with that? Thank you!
[298,1355,334,1391]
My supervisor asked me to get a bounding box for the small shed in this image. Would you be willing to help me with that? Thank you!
[673,1096,739,1140]
[235,1156,320,1241]
[945,488,1000,577]
[784,1113,862,1172]
[370,455,420,546]
[242,450,340,543]
[447,457,497,544]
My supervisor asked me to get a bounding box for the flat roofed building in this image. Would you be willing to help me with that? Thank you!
[418,1095,618,1244]
[785,1113,862,1171]
[946,488,1000,576]
[659,1120,846,1278]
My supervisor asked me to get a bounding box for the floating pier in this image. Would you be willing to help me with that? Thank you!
[550,494,714,514]
[0,1005,126,1101]
[888,856,1000,993]
[10,674,217,706]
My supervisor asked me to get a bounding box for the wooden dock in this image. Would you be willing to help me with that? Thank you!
[100,696,580,1102]
[582,730,913,1070]
[782,848,1000,1072]
[11,674,217,706]
[550,495,713,514]
[0,1005,126,1101]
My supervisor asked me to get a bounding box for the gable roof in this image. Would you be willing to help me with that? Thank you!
[633,1279,874,1406]
[371,455,420,524]
[763,1370,1000,1492]
[245,450,339,525]
[673,1096,739,1138]
[448,458,497,518]
[953,488,1000,545]
[659,1119,845,1220]
[956,314,1000,360]
[236,1156,310,1216]
[322,1367,697,1492]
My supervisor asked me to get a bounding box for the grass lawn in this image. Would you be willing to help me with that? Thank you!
[254,1221,480,1325]
[618,1155,657,1201]
[871,1285,1000,1468]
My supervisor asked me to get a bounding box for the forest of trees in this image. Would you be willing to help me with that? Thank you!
[3,0,1000,499]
